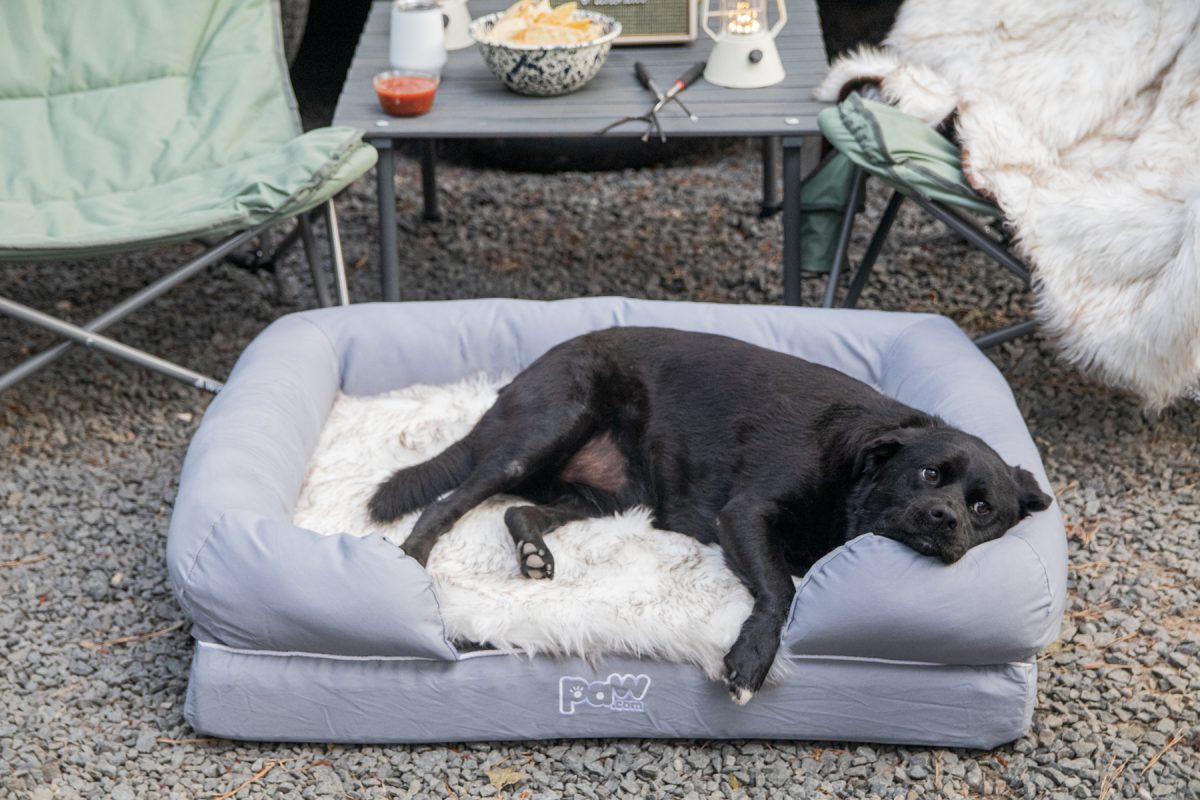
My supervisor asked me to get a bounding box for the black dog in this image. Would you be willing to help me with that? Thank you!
[369,328,1052,703]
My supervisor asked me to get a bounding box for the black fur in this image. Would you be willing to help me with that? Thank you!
[369,328,1053,703]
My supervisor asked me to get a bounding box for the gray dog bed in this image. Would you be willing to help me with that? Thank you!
[167,298,1066,746]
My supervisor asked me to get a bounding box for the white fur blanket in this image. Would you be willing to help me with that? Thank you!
[816,0,1200,409]
[294,376,786,682]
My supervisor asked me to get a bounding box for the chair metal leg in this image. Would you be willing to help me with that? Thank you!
[323,199,351,306]
[907,194,1032,286]
[0,227,261,391]
[908,194,1037,346]
[842,191,905,309]
[973,320,1038,349]
[299,214,333,308]
[0,297,224,392]
[820,167,867,309]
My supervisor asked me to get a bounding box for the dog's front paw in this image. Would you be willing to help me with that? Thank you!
[519,540,555,580]
[723,669,755,706]
[722,640,775,705]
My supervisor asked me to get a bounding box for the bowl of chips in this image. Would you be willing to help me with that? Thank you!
[470,0,621,97]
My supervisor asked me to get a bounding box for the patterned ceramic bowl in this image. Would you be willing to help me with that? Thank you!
[469,11,621,97]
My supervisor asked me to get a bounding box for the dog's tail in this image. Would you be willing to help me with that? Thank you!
[368,440,473,522]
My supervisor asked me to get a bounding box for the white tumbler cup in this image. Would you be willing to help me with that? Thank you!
[390,0,447,73]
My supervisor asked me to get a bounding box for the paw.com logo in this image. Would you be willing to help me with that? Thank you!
[559,674,651,715]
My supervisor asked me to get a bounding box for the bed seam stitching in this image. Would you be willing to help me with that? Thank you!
[878,315,955,382]
[421,576,458,660]
[294,314,341,380]
[180,509,233,605]
[193,638,1041,669]
[1014,531,1057,627]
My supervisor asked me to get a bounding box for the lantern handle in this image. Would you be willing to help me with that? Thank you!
[701,0,719,41]
[770,0,787,36]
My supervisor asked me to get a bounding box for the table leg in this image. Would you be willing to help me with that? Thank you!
[374,141,401,302]
[782,137,805,306]
[420,140,442,223]
[760,137,781,218]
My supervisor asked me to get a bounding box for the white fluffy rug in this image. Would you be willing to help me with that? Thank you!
[816,0,1200,409]
[294,376,782,681]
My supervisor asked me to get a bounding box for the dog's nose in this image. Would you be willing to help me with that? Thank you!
[928,505,958,531]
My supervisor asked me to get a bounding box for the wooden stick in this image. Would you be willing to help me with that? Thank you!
[81,620,185,650]
[1142,732,1185,774]
[211,759,286,800]
[1101,631,1139,649]
[1098,754,1130,800]
[0,554,48,569]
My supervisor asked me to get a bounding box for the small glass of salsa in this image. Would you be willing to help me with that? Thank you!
[373,69,441,117]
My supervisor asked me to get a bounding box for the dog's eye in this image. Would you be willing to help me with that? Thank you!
[971,500,992,516]
[920,467,939,483]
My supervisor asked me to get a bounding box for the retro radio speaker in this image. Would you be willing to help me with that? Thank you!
[577,0,698,44]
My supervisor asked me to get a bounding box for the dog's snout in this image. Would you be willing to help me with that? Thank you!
[928,504,958,531]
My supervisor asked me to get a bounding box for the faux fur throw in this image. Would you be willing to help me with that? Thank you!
[816,0,1200,409]
[294,376,787,682]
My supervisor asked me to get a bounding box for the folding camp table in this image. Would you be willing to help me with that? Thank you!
[333,0,830,303]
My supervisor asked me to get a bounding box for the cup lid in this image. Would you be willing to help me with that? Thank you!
[394,0,440,9]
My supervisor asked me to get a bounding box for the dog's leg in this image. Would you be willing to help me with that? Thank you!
[714,495,796,705]
[400,400,595,567]
[504,504,591,580]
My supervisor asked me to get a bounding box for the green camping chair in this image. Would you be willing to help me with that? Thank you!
[802,93,1035,348]
[0,0,377,392]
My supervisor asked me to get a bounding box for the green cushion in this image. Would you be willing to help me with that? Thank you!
[818,94,1000,218]
[0,0,376,261]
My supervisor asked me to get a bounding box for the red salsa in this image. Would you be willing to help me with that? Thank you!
[375,75,439,117]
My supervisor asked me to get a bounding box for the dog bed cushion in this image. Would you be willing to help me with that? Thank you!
[168,298,1067,746]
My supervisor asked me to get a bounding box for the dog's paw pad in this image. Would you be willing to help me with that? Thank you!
[518,541,554,580]
[722,669,755,705]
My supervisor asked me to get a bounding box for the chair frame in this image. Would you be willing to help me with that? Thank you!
[0,198,350,394]
[818,165,1037,349]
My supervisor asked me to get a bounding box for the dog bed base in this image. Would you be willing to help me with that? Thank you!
[186,639,1035,747]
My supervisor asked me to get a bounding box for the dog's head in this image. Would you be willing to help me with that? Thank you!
[847,426,1052,564]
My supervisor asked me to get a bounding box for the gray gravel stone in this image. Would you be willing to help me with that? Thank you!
[1,141,1197,799]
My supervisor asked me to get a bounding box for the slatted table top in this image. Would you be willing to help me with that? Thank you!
[333,0,827,139]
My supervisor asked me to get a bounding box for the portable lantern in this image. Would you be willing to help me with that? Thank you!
[701,0,787,89]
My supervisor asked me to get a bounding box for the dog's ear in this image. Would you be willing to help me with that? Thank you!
[852,430,915,480]
[1013,466,1052,518]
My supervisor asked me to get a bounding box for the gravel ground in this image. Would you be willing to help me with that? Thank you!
[1,140,1197,799]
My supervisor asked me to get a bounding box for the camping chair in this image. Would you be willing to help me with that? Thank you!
[801,93,1036,349]
[0,0,378,393]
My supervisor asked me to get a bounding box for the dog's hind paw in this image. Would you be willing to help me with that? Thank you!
[519,540,555,580]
